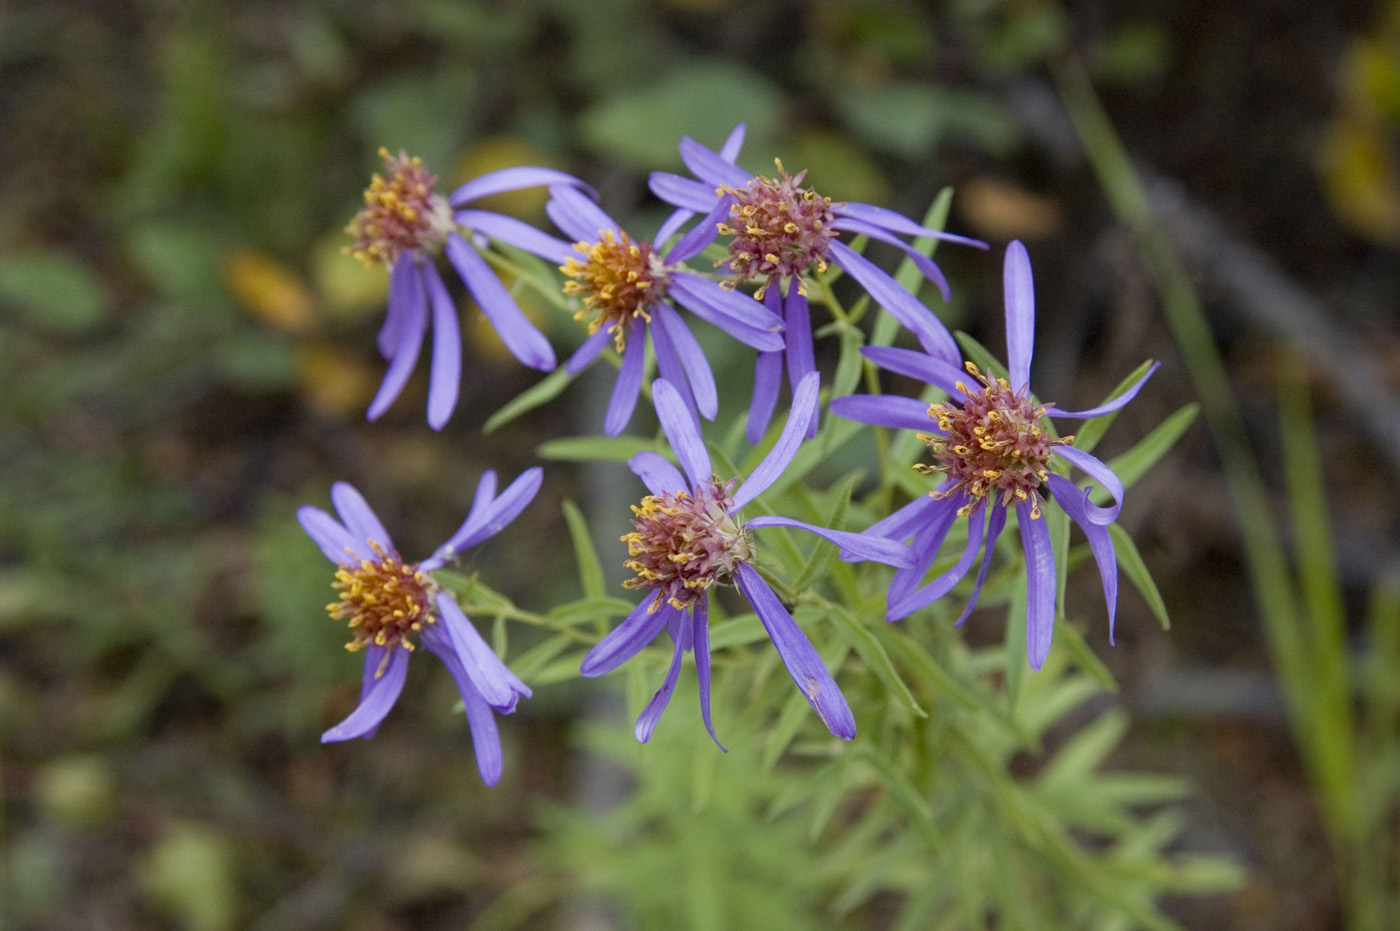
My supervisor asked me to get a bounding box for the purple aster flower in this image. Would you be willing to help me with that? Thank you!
[347,149,589,429]
[483,183,786,435]
[296,469,542,784]
[649,127,987,442]
[579,373,914,745]
[830,241,1158,670]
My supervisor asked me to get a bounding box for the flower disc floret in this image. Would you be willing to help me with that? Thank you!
[345,148,455,267]
[919,362,1074,519]
[562,230,671,352]
[717,159,837,298]
[622,477,751,610]
[328,540,437,658]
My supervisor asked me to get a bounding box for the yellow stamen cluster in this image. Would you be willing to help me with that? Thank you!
[345,148,454,268]
[327,541,437,673]
[622,478,750,611]
[561,231,670,352]
[717,159,837,300]
[917,362,1074,519]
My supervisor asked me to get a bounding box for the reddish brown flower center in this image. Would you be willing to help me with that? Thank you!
[345,148,455,267]
[717,160,837,300]
[622,477,751,611]
[917,363,1074,518]
[328,542,437,664]
[561,230,670,352]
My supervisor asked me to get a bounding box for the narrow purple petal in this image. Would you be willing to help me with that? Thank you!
[628,450,687,495]
[1053,446,1125,525]
[455,209,575,264]
[830,216,951,302]
[1051,362,1160,419]
[426,467,544,567]
[449,166,594,207]
[460,676,504,786]
[635,610,693,743]
[298,505,367,564]
[580,597,676,676]
[366,265,428,421]
[887,499,963,614]
[1004,241,1035,392]
[604,323,646,436]
[693,597,725,751]
[832,202,988,249]
[1047,474,1119,643]
[330,483,394,554]
[860,346,968,397]
[434,593,528,709]
[547,184,620,244]
[829,394,936,432]
[566,326,612,375]
[888,503,987,619]
[652,312,702,423]
[1019,506,1057,670]
[445,234,556,371]
[828,241,960,365]
[662,194,732,264]
[746,515,917,568]
[862,490,944,541]
[353,645,392,740]
[321,647,409,742]
[679,135,752,189]
[423,470,496,570]
[669,272,785,350]
[746,349,784,444]
[718,124,746,161]
[654,304,717,419]
[735,565,856,740]
[648,171,716,211]
[653,377,712,486]
[423,264,462,430]
[783,285,819,438]
[379,254,420,359]
[955,503,1007,627]
[732,372,819,511]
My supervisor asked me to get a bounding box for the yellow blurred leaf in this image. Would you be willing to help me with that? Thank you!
[1317,115,1400,246]
[222,249,318,334]
[139,822,238,931]
[454,135,561,219]
[959,176,1063,241]
[298,343,379,417]
[310,233,388,321]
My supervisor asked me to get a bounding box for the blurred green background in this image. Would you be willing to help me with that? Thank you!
[3,0,1400,928]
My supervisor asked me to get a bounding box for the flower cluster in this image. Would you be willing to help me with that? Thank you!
[297,130,1157,783]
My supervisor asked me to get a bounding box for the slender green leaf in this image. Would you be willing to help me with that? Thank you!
[483,366,576,434]
[1107,523,1169,630]
[824,603,927,718]
[1100,403,1199,491]
[561,500,605,600]
[1072,359,1159,453]
[538,434,656,463]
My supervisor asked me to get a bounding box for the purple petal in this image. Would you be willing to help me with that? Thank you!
[628,450,687,495]
[652,312,702,423]
[833,202,988,249]
[427,470,496,567]
[860,346,968,397]
[1047,474,1119,643]
[321,647,410,742]
[565,326,611,376]
[298,505,366,564]
[433,593,528,709]
[735,565,856,740]
[829,394,935,432]
[648,171,716,212]
[423,264,462,430]
[955,503,1008,627]
[455,209,575,264]
[1019,505,1057,670]
[828,241,960,365]
[1052,362,1160,419]
[449,166,594,207]
[662,194,732,264]
[653,377,712,486]
[329,482,394,554]
[426,467,544,568]
[1053,446,1125,525]
[654,304,717,419]
[669,272,785,350]
[547,184,620,244]
[830,216,951,302]
[380,254,420,359]
[718,124,746,161]
[652,207,693,250]
[366,265,428,421]
[746,515,917,568]
[862,490,944,541]
[603,324,647,436]
[693,598,725,751]
[887,499,963,614]
[888,503,987,619]
[1004,241,1035,392]
[732,372,819,511]
[746,349,784,444]
[580,597,676,676]
[783,286,819,438]
[635,609,693,743]
[445,234,556,371]
[460,675,504,786]
[679,135,752,189]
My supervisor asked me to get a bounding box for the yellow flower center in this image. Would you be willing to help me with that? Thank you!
[345,148,455,268]
[622,478,750,611]
[328,542,437,664]
[717,159,837,300]
[561,230,670,352]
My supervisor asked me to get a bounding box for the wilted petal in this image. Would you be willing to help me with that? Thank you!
[628,451,687,496]
[423,264,462,430]
[449,166,594,207]
[604,323,647,436]
[580,597,676,677]
[635,610,693,743]
[732,372,819,511]
[1019,506,1057,670]
[1047,474,1119,643]
[321,647,410,742]
[829,394,935,432]
[653,377,712,486]
[735,565,855,740]
[828,241,959,365]
[746,515,917,568]
[1054,446,1125,525]
[1003,241,1035,392]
